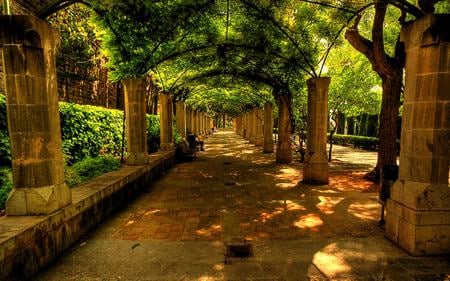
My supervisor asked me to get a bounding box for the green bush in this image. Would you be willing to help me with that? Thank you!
[60,102,124,164]
[65,155,121,187]
[0,167,12,210]
[331,134,379,150]
[0,98,188,165]
[0,95,10,166]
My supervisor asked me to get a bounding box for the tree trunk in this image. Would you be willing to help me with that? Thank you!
[369,70,402,180]
[345,2,405,182]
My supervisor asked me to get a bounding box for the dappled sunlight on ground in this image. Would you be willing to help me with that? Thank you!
[316,196,345,215]
[110,131,383,242]
[312,240,389,278]
[34,131,450,281]
[313,244,352,276]
[330,172,380,192]
[348,201,379,221]
[294,213,324,231]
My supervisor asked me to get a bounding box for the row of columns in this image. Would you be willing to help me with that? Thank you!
[0,15,214,216]
[1,14,449,255]
[183,105,213,136]
[233,77,330,185]
[234,103,274,153]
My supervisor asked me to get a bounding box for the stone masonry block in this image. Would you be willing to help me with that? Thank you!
[25,46,45,76]
[1,45,26,74]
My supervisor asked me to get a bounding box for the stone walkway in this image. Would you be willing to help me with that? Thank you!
[33,131,450,280]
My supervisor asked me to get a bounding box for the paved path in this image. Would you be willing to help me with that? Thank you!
[34,130,450,280]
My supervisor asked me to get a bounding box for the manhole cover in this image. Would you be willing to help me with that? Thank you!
[225,241,253,264]
[224,181,236,186]
[227,244,252,258]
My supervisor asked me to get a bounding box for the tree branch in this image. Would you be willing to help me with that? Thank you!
[344,15,376,71]
[372,0,395,78]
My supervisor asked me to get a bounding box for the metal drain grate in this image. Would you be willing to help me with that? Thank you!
[225,241,253,264]
[224,181,236,186]
[227,244,252,258]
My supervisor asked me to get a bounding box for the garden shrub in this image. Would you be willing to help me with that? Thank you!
[0,167,12,210]
[60,102,124,164]
[147,115,160,153]
[0,95,10,166]
[331,134,379,150]
[65,155,121,187]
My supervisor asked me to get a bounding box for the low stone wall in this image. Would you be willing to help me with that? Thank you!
[0,151,175,281]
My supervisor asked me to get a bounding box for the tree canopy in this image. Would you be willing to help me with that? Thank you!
[39,0,447,117]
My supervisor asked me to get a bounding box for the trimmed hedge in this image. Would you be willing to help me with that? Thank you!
[0,167,12,210]
[0,97,181,165]
[0,95,10,166]
[330,133,400,152]
[60,102,124,164]
[330,134,379,150]
[65,155,121,187]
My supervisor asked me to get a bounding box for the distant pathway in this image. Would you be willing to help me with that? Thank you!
[34,130,450,280]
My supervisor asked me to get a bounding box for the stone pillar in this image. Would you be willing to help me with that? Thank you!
[192,110,198,135]
[205,114,209,134]
[123,78,149,165]
[159,94,173,151]
[303,77,330,184]
[186,107,191,134]
[235,116,241,135]
[244,113,248,139]
[276,95,292,163]
[385,14,450,256]
[254,108,263,146]
[189,108,195,134]
[263,102,274,153]
[175,102,186,138]
[2,16,72,215]
[250,110,257,143]
[200,112,204,134]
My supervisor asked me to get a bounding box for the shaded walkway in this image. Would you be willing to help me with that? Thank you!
[34,131,450,280]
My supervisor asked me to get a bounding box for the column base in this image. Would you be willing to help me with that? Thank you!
[126,152,149,165]
[303,162,329,184]
[263,142,274,153]
[160,143,174,151]
[276,141,292,163]
[386,199,450,256]
[6,182,72,215]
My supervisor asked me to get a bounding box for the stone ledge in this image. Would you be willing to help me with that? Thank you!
[387,199,450,225]
[0,150,175,281]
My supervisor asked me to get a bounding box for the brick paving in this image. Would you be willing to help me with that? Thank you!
[33,130,450,280]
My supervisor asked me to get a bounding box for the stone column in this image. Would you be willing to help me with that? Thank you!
[263,102,274,153]
[190,108,195,134]
[192,110,198,135]
[250,110,257,143]
[205,114,209,134]
[303,77,330,184]
[159,94,173,151]
[123,78,149,165]
[175,102,186,138]
[254,108,263,146]
[200,112,204,134]
[2,16,72,215]
[385,14,450,256]
[235,116,241,135]
[276,95,292,163]
[185,107,191,134]
[244,113,249,139]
